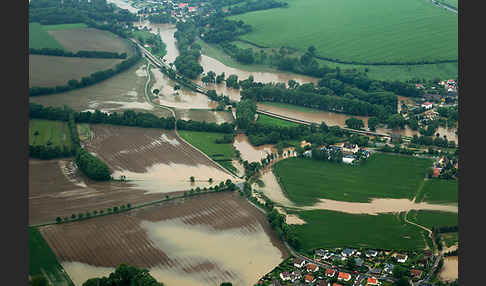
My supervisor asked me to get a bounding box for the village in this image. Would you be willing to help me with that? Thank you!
[256,247,441,286]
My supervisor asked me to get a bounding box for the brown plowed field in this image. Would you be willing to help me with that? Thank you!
[48,28,133,55]
[29,159,176,225]
[29,55,123,87]
[82,124,236,193]
[39,192,288,286]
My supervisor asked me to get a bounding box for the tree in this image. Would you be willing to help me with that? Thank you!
[190,176,195,182]
[368,117,379,131]
[220,283,233,286]
[114,206,119,212]
[307,45,316,56]
[56,217,62,223]
[345,117,365,130]
[208,178,213,183]
[127,203,131,209]
[30,275,49,286]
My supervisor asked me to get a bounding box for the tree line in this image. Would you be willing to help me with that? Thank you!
[29,45,141,96]
[82,264,164,286]
[29,48,127,59]
[30,103,235,134]
[173,21,204,79]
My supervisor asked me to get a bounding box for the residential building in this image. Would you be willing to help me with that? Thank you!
[325,268,336,278]
[280,272,291,281]
[365,250,378,258]
[370,268,382,275]
[421,102,433,109]
[306,263,319,272]
[315,249,327,257]
[366,277,380,286]
[341,248,356,257]
[337,272,351,282]
[355,258,364,267]
[294,258,306,268]
[342,143,359,154]
[342,155,355,164]
[396,254,408,263]
[304,274,316,283]
[303,150,312,158]
[410,269,423,279]
[290,270,302,282]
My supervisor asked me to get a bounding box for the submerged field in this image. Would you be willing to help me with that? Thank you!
[39,192,288,286]
[29,55,123,87]
[289,210,427,250]
[273,154,433,205]
[231,0,457,63]
[29,119,72,149]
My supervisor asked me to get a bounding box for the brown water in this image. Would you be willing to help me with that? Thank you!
[233,134,276,163]
[439,256,458,282]
[253,170,295,207]
[141,217,285,286]
[107,0,139,13]
[61,262,115,286]
[150,68,217,109]
[176,109,234,124]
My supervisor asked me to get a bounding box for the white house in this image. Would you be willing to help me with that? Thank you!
[421,102,433,109]
[396,254,408,263]
[303,150,312,158]
[280,272,291,281]
[342,156,355,164]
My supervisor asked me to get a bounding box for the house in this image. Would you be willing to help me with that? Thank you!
[332,284,343,286]
[188,6,196,12]
[432,168,441,178]
[323,252,335,260]
[318,280,330,286]
[325,268,336,278]
[370,268,382,275]
[294,258,306,268]
[177,2,188,8]
[355,258,364,267]
[303,150,312,158]
[421,102,433,109]
[337,272,351,282]
[383,263,395,274]
[315,249,327,257]
[280,272,291,281]
[334,254,346,261]
[366,277,380,286]
[341,248,356,257]
[424,250,433,258]
[396,254,408,263]
[306,263,319,272]
[415,83,424,89]
[342,143,359,154]
[410,269,423,279]
[290,270,302,282]
[342,155,355,164]
[304,274,316,283]
[366,250,378,258]
[301,140,312,148]
[272,279,282,286]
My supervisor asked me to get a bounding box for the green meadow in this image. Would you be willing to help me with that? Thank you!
[230,0,457,63]
[29,22,65,50]
[416,179,458,205]
[29,119,72,149]
[290,210,427,250]
[408,210,458,229]
[273,154,433,205]
[256,113,300,128]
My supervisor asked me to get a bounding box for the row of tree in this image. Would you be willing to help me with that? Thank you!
[411,134,456,149]
[29,44,141,96]
[82,264,164,286]
[29,144,73,159]
[29,48,127,59]
[173,21,204,79]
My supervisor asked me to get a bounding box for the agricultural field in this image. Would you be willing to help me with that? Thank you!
[82,125,236,192]
[39,192,288,286]
[408,210,458,229]
[230,0,457,63]
[47,27,133,55]
[29,119,72,149]
[29,55,123,87]
[29,227,73,286]
[415,179,458,205]
[441,232,459,248]
[289,210,428,250]
[29,62,172,118]
[29,22,65,50]
[176,109,234,124]
[273,154,433,205]
[256,113,300,128]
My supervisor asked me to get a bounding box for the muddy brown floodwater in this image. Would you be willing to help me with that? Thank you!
[40,192,288,286]
[439,256,458,282]
[83,124,236,193]
[233,133,276,163]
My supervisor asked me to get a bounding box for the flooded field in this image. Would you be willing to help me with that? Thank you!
[29,55,123,87]
[83,124,236,193]
[40,192,288,286]
[233,133,275,163]
[30,61,172,118]
[439,256,458,282]
[302,198,458,215]
[29,159,172,225]
[253,170,295,207]
[150,67,217,109]
[107,0,139,13]
[176,109,234,124]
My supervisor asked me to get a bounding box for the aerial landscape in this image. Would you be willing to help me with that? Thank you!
[28,0,459,285]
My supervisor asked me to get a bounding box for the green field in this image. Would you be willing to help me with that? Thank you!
[29,119,72,149]
[290,210,427,250]
[437,0,458,9]
[178,131,236,174]
[29,227,73,286]
[132,30,167,58]
[256,114,300,128]
[230,0,457,63]
[441,232,459,247]
[29,22,65,50]
[415,179,458,205]
[273,154,433,205]
[43,23,88,31]
[200,39,457,81]
[408,210,458,229]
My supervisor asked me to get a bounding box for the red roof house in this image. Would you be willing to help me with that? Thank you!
[366,277,379,285]
[306,263,319,272]
[410,269,423,278]
[304,274,316,283]
[325,268,336,277]
[338,272,351,281]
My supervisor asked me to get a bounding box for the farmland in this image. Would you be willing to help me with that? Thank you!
[82,125,235,192]
[256,113,300,128]
[29,22,65,50]
[47,27,133,55]
[39,192,288,286]
[289,210,427,250]
[29,227,73,286]
[230,0,457,64]
[408,210,458,229]
[415,179,458,205]
[178,130,236,165]
[273,154,433,205]
[29,61,172,118]
[29,119,72,149]
[29,55,123,87]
